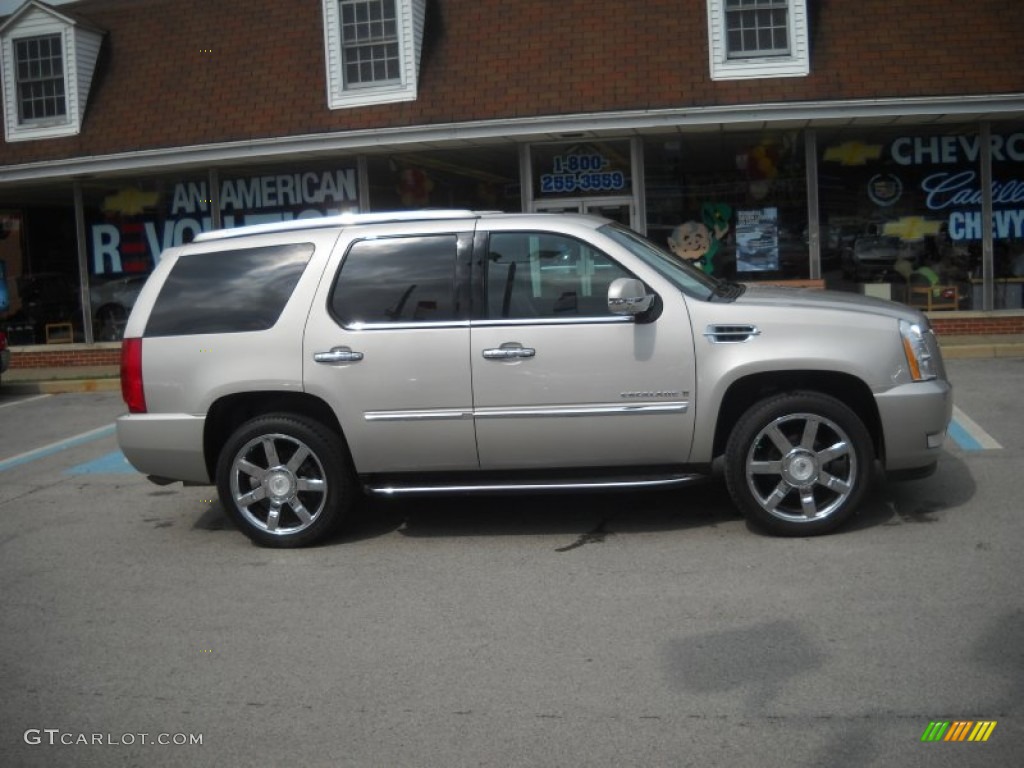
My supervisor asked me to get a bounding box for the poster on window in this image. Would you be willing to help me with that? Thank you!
[735,207,779,272]
[1,211,24,315]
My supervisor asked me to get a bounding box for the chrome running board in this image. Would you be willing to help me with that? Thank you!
[365,473,704,497]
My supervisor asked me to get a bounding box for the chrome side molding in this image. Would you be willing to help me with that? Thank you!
[475,403,688,419]
[364,402,688,422]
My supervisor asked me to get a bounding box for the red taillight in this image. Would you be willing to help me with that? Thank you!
[0,330,7,351]
[121,337,147,413]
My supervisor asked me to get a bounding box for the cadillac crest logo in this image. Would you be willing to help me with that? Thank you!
[867,173,903,207]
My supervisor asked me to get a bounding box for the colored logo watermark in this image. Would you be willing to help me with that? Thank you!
[921,720,997,742]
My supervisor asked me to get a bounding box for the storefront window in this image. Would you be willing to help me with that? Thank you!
[991,123,1024,309]
[83,174,205,340]
[80,162,360,340]
[215,163,360,227]
[816,124,1010,310]
[0,211,26,342]
[644,132,808,280]
[0,191,79,346]
[365,147,520,211]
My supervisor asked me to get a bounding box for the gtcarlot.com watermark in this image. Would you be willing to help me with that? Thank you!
[24,729,202,747]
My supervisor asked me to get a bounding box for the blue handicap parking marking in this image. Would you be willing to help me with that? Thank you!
[0,424,116,474]
[65,450,138,475]
[948,405,1002,452]
[948,420,984,452]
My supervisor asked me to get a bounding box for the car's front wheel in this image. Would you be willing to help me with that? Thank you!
[724,392,873,536]
[216,414,355,547]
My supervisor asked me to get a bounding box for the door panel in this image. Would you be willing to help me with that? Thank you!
[472,318,694,469]
[306,326,476,473]
[303,230,478,474]
[471,230,696,470]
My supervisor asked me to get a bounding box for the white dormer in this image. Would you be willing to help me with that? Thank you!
[321,0,426,110]
[0,0,104,142]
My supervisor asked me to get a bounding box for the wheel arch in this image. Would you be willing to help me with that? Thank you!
[711,370,883,462]
[203,391,346,481]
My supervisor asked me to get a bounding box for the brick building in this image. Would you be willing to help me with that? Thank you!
[1,0,1023,360]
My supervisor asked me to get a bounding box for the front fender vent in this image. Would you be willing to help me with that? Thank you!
[704,324,761,343]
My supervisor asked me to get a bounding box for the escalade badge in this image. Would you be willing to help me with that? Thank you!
[620,391,684,399]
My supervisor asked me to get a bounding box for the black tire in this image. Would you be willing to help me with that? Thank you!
[215,413,355,547]
[724,391,873,536]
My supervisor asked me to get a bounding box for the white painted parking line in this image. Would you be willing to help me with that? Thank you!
[0,393,51,410]
[0,424,116,473]
[949,405,1003,451]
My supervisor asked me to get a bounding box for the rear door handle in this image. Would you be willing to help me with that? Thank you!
[314,346,364,364]
[482,343,535,360]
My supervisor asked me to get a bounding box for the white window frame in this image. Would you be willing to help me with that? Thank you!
[322,0,421,109]
[13,31,68,124]
[707,0,809,81]
[2,23,77,141]
[338,0,401,89]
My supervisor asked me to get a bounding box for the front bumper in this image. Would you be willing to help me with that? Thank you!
[874,378,953,472]
[116,413,210,484]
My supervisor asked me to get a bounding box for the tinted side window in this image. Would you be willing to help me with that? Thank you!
[330,235,458,326]
[145,243,313,337]
[486,232,633,319]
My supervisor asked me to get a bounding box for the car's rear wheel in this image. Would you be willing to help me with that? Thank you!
[216,414,354,547]
[724,392,873,536]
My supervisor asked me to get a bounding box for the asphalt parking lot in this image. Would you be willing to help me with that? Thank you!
[1,359,1022,767]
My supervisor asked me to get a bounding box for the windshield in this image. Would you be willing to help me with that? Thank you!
[600,223,717,301]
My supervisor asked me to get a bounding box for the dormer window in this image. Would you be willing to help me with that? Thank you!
[725,0,789,59]
[1,0,104,142]
[15,33,67,122]
[341,0,400,88]
[322,0,426,109]
[707,0,809,80]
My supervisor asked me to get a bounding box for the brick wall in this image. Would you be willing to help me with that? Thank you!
[9,344,121,369]
[3,0,1022,165]
[928,313,1024,336]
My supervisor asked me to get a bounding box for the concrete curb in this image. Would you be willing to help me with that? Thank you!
[937,337,1024,360]
[1,378,121,395]
[940,343,1024,359]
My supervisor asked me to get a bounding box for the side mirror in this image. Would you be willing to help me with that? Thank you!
[607,277,654,316]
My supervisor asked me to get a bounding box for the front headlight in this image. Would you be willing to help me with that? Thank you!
[899,319,937,381]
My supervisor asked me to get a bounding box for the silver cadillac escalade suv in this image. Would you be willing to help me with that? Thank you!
[116,210,952,547]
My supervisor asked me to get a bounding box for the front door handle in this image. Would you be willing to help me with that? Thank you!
[482,343,536,360]
[314,346,364,364]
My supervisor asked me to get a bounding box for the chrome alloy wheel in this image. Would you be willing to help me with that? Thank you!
[229,433,328,536]
[744,412,856,523]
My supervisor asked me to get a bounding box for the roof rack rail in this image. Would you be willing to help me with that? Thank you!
[193,209,481,242]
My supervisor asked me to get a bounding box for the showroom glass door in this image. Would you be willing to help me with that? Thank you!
[528,140,639,229]
[533,198,633,227]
